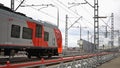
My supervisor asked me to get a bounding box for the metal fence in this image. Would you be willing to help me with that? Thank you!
[40,53,120,68]
[1,52,120,68]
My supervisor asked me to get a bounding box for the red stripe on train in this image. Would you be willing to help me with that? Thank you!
[27,21,48,47]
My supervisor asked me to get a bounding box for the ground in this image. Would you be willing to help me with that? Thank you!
[97,56,120,68]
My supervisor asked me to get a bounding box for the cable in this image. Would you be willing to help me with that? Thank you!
[15,0,25,11]
[82,17,106,34]
[57,0,94,27]
[51,0,79,17]
[100,18,111,29]
[56,0,81,16]
[82,17,93,26]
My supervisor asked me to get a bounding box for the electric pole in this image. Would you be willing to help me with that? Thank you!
[11,0,14,10]
[111,13,114,48]
[65,15,68,49]
[88,30,89,42]
[94,0,99,51]
[105,26,108,38]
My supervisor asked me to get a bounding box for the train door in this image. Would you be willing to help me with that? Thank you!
[35,24,43,46]
[27,22,43,46]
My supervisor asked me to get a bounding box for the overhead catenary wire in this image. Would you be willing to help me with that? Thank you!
[82,17,106,34]
[56,0,81,16]
[100,18,111,29]
[15,0,25,11]
[51,0,79,17]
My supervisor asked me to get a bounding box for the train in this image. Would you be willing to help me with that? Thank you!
[0,4,62,58]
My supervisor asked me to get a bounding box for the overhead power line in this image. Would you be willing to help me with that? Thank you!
[56,0,83,16]
[15,0,25,11]
[100,18,111,29]
[52,0,79,17]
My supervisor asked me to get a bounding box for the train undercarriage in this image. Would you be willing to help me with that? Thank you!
[0,46,58,59]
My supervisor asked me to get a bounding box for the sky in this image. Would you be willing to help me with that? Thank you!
[0,0,120,47]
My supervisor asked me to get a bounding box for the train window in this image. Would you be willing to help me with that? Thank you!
[11,25,20,38]
[36,24,42,38]
[22,27,32,39]
[44,31,49,41]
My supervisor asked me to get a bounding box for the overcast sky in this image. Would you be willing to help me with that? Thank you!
[1,0,120,47]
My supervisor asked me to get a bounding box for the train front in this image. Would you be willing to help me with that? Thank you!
[54,28,62,55]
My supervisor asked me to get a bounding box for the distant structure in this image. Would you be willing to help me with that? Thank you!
[77,39,96,53]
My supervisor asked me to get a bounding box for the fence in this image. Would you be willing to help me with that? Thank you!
[0,52,119,68]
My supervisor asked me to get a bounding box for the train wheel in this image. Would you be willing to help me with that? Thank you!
[48,54,52,58]
[27,54,31,59]
[9,50,15,59]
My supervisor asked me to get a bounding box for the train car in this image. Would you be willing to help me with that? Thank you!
[0,4,62,58]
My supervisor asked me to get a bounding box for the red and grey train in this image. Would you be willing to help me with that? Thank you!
[0,4,62,58]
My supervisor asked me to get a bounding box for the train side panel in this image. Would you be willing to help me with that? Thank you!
[0,8,34,46]
[44,26,57,47]
[0,9,8,44]
[8,15,33,46]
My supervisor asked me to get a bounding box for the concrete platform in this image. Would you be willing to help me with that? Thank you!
[97,56,120,68]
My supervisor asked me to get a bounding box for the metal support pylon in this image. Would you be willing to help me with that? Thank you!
[111,13,114,48]
[94,0,99,51]
[11,0,14,10]
[65,15,68,49]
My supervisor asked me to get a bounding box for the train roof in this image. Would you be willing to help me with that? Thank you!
[0,3,26,17]
[43,21,58,28]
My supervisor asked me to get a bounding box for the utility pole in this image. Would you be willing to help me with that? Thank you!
[105,26,108,38]
[111,13,114,48]
[94,0,99,51]
[80,25,82,40]
[11,0,14,10]
[64,15,82,49]
[65,15,68,49]
[88,30,89,42]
